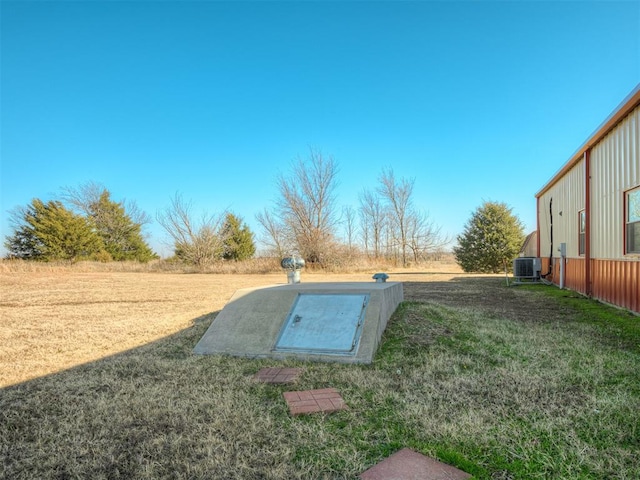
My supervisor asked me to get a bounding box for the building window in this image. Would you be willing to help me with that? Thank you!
[627,187,640,254]
[579,210,586,256]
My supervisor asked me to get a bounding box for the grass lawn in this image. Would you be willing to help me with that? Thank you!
[1,273,638,479]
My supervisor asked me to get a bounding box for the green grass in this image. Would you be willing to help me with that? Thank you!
[1,282,639,479]
[518,284,640,354]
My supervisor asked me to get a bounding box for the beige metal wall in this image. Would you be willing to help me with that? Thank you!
[590,105,640,259]
[537,160,585,259]
[535,88,640,312]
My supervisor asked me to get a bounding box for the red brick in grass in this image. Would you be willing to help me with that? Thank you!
[283,388,348,416]
[360,448,472,480]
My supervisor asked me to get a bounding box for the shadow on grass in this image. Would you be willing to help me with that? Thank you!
[1,308,221,391]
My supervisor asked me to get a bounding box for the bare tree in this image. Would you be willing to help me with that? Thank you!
[377,168,414,266]
[255,208,288,258]
[341,205,358,253]
[407,210,450,262]
[358,188,385,259]
[375,168,449,266]
[156,193,227,267]
[273,149,340,265]
[61,181,151,226]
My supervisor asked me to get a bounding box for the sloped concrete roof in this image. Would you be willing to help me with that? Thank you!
[193,282,403,364]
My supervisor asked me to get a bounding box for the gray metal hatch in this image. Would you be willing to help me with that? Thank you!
[274,293,369,355]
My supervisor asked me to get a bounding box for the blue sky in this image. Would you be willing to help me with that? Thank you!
[2,0,639,257]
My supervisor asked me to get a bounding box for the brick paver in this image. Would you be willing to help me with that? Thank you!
[254,367,303,384]
[360,448,472,480]
[283,388,348,416]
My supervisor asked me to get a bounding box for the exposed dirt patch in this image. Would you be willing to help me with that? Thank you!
[402,276,574,323]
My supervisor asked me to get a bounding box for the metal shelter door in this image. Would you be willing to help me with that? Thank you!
[274,293,369,355]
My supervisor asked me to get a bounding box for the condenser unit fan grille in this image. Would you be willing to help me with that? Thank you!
[513,257,541,279]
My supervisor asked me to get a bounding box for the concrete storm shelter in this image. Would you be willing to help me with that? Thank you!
[194,281,403,364]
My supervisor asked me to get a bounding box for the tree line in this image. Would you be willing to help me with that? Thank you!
[255,149,452,267]
[5,182,255,265]
[4,149,525,272]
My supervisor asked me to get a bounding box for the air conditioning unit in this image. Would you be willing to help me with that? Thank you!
[513,257,541,280]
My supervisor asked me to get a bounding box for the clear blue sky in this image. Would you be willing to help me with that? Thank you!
[2,0,639,257]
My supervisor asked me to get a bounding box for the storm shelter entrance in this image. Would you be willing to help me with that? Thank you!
[193,281,404,364]
[274,293,369,356]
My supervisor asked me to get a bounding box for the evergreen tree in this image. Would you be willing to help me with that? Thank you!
[86,191,156,262]
[454,201,525,273]
[221,213,256,261]
[5,199,103,262]
[63,182,156,262]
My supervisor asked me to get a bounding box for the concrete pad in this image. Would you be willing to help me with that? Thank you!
[360,448,472,480]
[193,282,403,364]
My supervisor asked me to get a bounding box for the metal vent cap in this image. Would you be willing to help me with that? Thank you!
[281,256,305,271]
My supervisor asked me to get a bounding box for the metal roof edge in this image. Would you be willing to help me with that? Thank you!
[535,83,640,198]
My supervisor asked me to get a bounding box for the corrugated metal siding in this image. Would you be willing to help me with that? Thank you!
[539,257,586,294]
[537,160,585,260]
[539,258,638,313]
[536,89,640,314]
[591,259,640,313]
[590,106,640,259]
[540,256,552,278]
[565,258,586,294]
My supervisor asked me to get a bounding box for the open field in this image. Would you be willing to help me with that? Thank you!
[0,264,464,388]
[1,264,639,479]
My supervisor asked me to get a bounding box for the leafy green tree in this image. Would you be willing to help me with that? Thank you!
[5,199,103,262]
[62,182,156,262]
[454,201,525,273]
[221,213,255,261]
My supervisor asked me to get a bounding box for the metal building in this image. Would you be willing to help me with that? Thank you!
[536,84,640,314]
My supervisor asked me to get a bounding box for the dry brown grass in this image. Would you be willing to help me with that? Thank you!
[0,261,463,387]
[0,254,461,275]
[0,256,283,274]
[1,262,638,479]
